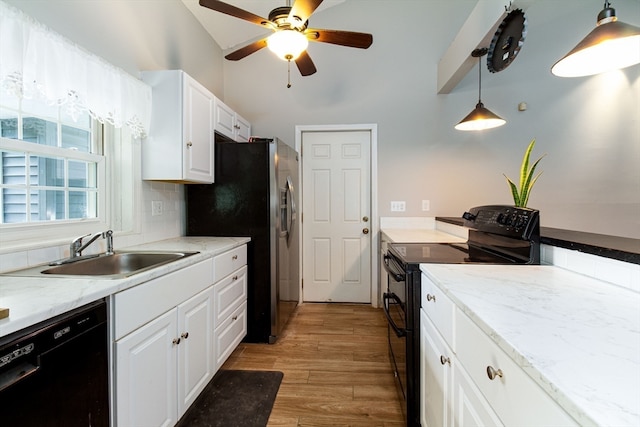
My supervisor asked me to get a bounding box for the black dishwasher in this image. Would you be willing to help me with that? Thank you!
[0,299,109,426]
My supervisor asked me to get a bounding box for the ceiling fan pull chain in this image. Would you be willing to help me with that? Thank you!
[287,60,292,88]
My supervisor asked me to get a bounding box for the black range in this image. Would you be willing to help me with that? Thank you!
[382,205,541,426]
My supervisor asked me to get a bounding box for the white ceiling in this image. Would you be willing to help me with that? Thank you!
[180,0,346,51]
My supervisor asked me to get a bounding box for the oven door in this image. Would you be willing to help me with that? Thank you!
[383,252,407,405]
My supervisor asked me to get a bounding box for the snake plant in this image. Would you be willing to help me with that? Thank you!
[504,139,545,208]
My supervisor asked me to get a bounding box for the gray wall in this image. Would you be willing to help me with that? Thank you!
[7,0,639,239]
[223,0,640,238]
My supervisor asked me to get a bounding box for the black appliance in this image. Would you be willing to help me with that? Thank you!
[186,136,299,343]
[0,299,109,426]
[383,205,540,426]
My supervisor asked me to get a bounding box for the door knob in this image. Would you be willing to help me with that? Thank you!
[363,228,369,234]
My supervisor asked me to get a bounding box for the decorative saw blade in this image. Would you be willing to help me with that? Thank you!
[199,0,269,27]
[288,0,323,26]
[225,38,269,61]
[295,50,317,76]
[305,28,373,49]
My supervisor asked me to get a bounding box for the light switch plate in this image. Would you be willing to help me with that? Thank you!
[422,200,430,211]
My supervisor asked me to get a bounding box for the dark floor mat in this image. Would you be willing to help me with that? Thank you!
[176,370,284,427]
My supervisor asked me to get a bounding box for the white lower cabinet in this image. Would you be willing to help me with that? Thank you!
[116,286,213,427]
[114,245,248,427]
[420,272,577,427]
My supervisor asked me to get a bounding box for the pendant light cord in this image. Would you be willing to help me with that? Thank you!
[477,55,482,103]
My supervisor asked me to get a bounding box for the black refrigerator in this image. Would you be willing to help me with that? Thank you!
[186,136,300,343]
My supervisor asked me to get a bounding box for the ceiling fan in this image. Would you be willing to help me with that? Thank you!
[199,0,373,80]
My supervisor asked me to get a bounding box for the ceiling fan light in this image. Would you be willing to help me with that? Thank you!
[455,102,506,131]
[551,5,640,77]
[267,30,308,61]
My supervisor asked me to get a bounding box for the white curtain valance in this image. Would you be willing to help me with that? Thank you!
[0,1,151,138]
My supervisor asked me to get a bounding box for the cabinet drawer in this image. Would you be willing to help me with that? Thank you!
[214,245,247,282]
[456,310,578,426]
[213,265,247,330]
[114,259,214,340]
[421,273,455,350]
[214,301,247,369]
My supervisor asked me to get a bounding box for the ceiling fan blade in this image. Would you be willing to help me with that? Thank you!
[295,51,317,76]
[199,0,269,27]
[306,28,373,49]
[225,39,268,61]
[288,0,323,25]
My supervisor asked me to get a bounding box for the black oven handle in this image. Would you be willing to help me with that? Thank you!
[383,292,407,338]
[383,254,405,282]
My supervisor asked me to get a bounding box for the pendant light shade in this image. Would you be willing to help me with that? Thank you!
[455,48,506,131]
[552,2,640,77]
[267,30,309,61]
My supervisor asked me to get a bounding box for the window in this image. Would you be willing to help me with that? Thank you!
[0,93,108,245]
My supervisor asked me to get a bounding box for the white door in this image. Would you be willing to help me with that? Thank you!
[177,287,213,417]
[302,130,371,302]
[116,309,177,427]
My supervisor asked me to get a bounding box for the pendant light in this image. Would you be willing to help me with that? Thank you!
[551,1,640,77]
[455,48,506,131]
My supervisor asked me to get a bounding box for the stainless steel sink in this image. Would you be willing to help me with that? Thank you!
[3,251,200,279]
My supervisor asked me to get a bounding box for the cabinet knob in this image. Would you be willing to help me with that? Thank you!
[186,141,193,148]
[439,355,451,366]
[232,315,238,321]
[172,337,181,345]
[181,332,189,340]
[233,275,238,281]
[363,228,369,235]
[232,255,238,260]
[486,365,503,380]
[427,294,436,302]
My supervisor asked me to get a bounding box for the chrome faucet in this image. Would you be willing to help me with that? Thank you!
[70,230,114,258]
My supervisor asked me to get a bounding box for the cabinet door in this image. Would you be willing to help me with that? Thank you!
[214,301,247,369]
[421,309,453,427]
[184,76,214,182]
[213,98,236,140]
[453,362,504,427]
[177,286,214,416]
[234,112,251,142]
[116,309,178,427]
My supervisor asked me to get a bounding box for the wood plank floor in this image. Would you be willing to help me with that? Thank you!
[221,303,406,427]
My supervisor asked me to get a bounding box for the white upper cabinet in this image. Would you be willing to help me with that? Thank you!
[141,70,215,183]
[213,97,251,142]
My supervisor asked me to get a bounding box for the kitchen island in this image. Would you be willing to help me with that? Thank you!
[421,263,640,426]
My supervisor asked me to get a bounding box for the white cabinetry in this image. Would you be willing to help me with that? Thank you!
[212,245,248,369]
[420,272,578,427]
[141,70,215,183]
[113,245,248,427]
[114,260,214,426]
[213,97,251,142]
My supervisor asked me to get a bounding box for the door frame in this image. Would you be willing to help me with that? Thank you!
[295,124,379,308]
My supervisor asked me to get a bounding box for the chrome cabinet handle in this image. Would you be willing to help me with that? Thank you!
[233,275,238,281]
[232,255,238,260]
[232,315,238,321]
[181,332,189,340]
[172,337,181,345]
[440,355,451,366]
[427,294,436,302]
[186,141,193,148]
[486,365,503,380]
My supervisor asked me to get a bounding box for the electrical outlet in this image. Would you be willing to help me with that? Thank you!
[151,201,163,216]
[390,201,406,212]
[422,200,430,211]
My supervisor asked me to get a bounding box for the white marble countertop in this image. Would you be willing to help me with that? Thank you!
[0,236,250,338]
[420,264,640,427]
